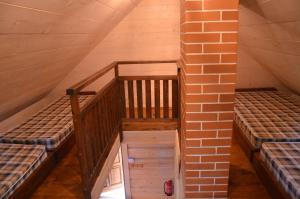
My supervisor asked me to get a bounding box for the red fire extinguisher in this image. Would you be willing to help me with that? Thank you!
[164,180,173,196]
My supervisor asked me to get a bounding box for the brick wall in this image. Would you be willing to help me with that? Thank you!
[180,0,239,198]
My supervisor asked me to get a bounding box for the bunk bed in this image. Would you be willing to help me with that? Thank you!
[0,95,91,198]
[234,90,300,159]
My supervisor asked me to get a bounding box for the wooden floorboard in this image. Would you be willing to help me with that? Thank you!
[31,136,271,199]
[228,136,271,199]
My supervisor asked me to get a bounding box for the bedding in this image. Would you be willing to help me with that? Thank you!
[0,96,90,151]
[261,142,300,199]
[234,91,300,149]
[0,143,47,199]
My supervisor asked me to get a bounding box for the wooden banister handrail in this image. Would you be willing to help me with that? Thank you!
[66,62,117,95]
[118,75,178,80]
[117,60,178,65]
[67,60,181,199]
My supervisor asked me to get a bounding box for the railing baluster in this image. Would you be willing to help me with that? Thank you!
[154,80,160,118]
[127,80,135,118]
[136,80,143,118]
[172,80,178,118]
[145,80,152,118]
[119,80,126,118]
[163,80,169,118]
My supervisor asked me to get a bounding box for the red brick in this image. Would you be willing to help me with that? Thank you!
[185,171,199,177]
[184,65,202,73]
[185,177,214,184]
[222,33,238,42]
[201,170,229,177]
[203,64,236,74]
[202,121,233,130]
[183,33,220,43]
[203,84,235,93]
[219,94,235,102]
[201,155,230,162]
[185,185,199,192]
[203,0,239,10]
[182,23,202,32]
[186,131,217,139]
[204,44,237,53]
[185,54,220,64]
[185,1,203,10]
[183,44,202,53]
[217,146,231,154]
[200,185,228,191]
[221,54,237,63]
[202,138,232,146]
[186,113,218,121]
[185,84,202,93]
[185,192,214,198]
[202,103,234,112]
[186,104,202,112]
[222,11,239,20]
[186,75,219,84]
[185,11,220,21]
[219,112,234,120]
[186,94,218,103]
[185,155,200,162]
[215,177,228,184]
[216,162,230,169]
[204,22,238,32]
[185,147,216,155]
[218,130,233,138]
[186,163,215,170]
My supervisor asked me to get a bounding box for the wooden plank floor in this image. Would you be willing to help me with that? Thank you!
[228,136,271,199]
[31,136,271,199]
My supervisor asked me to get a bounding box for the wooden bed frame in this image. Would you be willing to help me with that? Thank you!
[233,122,259,161]
[234,120,292,199]
[252,153,291,199]
[9,134,75,199]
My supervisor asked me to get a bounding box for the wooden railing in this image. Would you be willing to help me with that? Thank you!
[67,60,180,199]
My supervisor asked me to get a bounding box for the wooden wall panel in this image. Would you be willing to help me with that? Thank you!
[0,0,140,121]
[239,0,300,94]
[122,131,177,199]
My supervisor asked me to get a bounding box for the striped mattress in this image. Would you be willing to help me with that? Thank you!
[0,96,90,151]
[0,143,47,199]
[261,142,300,199]
[234,91,300,149]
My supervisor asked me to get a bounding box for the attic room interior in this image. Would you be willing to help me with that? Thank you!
[0,0,299,199]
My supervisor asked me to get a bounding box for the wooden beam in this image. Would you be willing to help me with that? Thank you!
[122,119,178,131]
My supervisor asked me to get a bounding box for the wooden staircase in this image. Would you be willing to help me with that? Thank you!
[67,60,181,199]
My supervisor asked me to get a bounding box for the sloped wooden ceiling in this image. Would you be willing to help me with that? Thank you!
[239,0,300,94]
[0,0,139,121]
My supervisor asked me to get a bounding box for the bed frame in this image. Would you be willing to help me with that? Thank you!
[233,122,258,161]
[252,153,291,199]
[233,87,292,199]
[9,134,75,199]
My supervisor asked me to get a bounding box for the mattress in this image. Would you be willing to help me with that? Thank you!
[261,142,300,199]
[0,96,90,151]
[0,143,47,199]
[234,91,300,149]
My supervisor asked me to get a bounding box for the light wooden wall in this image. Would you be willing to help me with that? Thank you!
[51,0,180,95]
[0,0,139,121]
[238,0,300,93]
[122,131,177,199]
